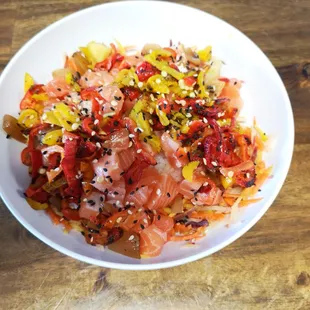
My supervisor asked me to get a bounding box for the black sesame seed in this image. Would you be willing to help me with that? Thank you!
[81,231,85,235]
[99,207,103,213]
[133,220,138,224]
[43,151,48,155]
[103,168,108,172]
[157,215,161,220]
[128,177,133,185]
[90,180,95,184]
[140,224,145,229]
[167,192,171,197]
[57,88,61,91]
[6,134,10,139]
[130,191,135,195]
[114,191,119,195]
[100,196,104,202]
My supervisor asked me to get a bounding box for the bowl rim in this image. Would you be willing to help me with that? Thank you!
[0,0,294,270]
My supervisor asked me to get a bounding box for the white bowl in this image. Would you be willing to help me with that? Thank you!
[0,1,294,270]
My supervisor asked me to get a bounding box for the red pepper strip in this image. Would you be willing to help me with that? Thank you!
[77,141,97,158]
[47,152,61,170]
[61,198,81,220]
[178,120,207,142]
[121,87,141,101]
[61,134,81,197]
[21,147,32,166]
[31,150,43,178]
[80,87,104,119]
[82,117,95,136]
[25,175,49,203]
[95,43,124,71]
[183,76,196,87]
[135,61,159,82]
[20,84,45,110]
[123,117,157,165]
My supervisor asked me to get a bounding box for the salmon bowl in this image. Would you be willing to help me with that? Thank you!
[0,1,294,270]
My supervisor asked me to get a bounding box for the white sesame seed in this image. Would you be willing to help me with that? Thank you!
[186,113,192,118]
[94,119,99,125]
[111,100,118,106]
[161,71,168,77]
[246,172,250,178]
[116,217,122,223]
[203,182,209,187]
[60,218,64,222]
[96,142,101,148]
[96,176,104,183]
[138,82,143,88]
[129,80,135,86]
[128,209,133,215]
[83,198,88,202]
[182,90,187,94]
[130,202,135,206]
[129,134,135,138]
[203,117,208,124]
[138,208,143,212]
[197,142,202,145]
[92,159,98,163]
[42,113,47,120]
[103,112,116,118]
[91,131,96,136]
[128,141,133,147]
[69,111,75,116]
[156,188,161,195]
[156,78,161,84]
[69,137,73,141]
[137,149,142,154]
[90,236,94,243]
[38,168,46,174]
[150,94,155,101]
[211,161,218,167]
[143,218,148,224]
[203,158,207,165]
[116,200,121,206]
[189,92,195,98]
[228,171,234,178]
[128,235,134,241]
[149,119,154,125]
[71,123,79,130]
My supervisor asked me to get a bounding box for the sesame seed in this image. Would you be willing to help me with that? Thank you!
[94,119,99,125]
[42,113,47,120]
[203,117,208,123]
[128,141,133,147]
[228,171,234,178]
[90,236,94,243]
[189,92,195,98]
[38,168,46,174]
[92,159,98,163]
[128,209,133,215]
[129,134,135,138]
[186,113,192,118]
[137,149,142,154]
[149,119,154,125]
[111,100,118,107]
[143,218,148,224]
[156,188,161,195]
[138,208,143,212]
[116,217,122,223]
[161,71,168,77]
[211,161,218,167]
[91,131,96,136]
[150,94,155,101]
[128,235,134,241]
[203,158,207,165]
[96,142,101,148]
[246,172,250,178]
[83,198,88,202]
[138,82,143,88]
[129,80,135,86]
[203,182,209,187]
[96,176,104,183]
[156,78,161,84]
[130,202,135,206]
[71,123,79,130]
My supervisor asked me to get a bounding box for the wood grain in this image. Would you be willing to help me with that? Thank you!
[1,1,310,309]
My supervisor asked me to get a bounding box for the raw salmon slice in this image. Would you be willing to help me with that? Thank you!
[140,225,167,257]
[79,191,105,220]
[145,174,178,210]
[102,129,130,152]
[178,179,203,199]
[125,185,153,208]
[118,147,136,171]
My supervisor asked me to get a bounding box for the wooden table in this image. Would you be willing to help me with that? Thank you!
[1,1,310,309]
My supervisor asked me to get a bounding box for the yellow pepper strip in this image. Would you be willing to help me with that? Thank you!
[65,72,81,92]
[115,68,139,87]
[182,161,200,182]
[220,175,234,189]
[18,109,39,128]
[136,112,152,136]
[129,100,144,120]
[32,93,49,101]
[80,42,111,67]
[143,134,161,153]
[144,51,184,80]
[217,119,231,127]
[147,75,170,94]
[26,198,48,210]
[42,129,63,145]
[24,73,34,93]
[44,111,62,126]
[55,103,79,124]
[254,125,268,142]
[53,111,73,131]
[115,39,126,56]
[180,124,190,134]
[197,70,208,99]
[155,106,170,126]
[197,46,212,62]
